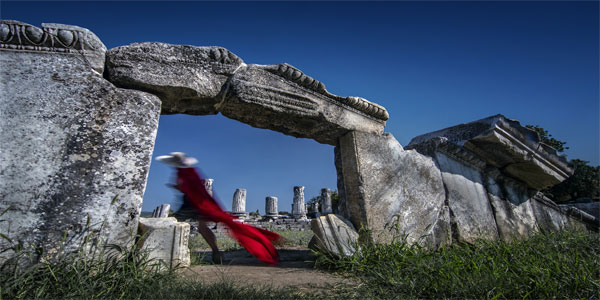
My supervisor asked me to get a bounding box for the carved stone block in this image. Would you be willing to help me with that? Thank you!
[220,64,388,145]
[407,114,573,190]
[106,42,244,115]
[138,217,190,269]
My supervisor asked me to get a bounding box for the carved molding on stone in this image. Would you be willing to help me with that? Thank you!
[264,63,389,121]
[407,114,573,190]
[0,20,106,73]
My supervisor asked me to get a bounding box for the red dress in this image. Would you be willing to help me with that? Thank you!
[176,168,280,265]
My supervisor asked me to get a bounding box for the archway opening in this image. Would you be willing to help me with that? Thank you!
[142,113,337,217]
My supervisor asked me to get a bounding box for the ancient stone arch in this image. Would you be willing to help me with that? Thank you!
[0,21,591,262]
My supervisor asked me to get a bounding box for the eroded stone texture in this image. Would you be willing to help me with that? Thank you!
[485,173,539,241]
[336,131,450,246]
[221,64,387,145]
[138,217,190,269]
[106,42,244,115]
[435,151,499,242]
[310,214,359,257]
[531,194,569,233]
[0,21,161,261]
[406,115,586,242]
[407,114,573,190]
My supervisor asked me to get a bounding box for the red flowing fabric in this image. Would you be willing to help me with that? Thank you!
[176,168,280,265]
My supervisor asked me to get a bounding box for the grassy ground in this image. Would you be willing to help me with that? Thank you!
[316,229,600,299]
[1,229,597,299]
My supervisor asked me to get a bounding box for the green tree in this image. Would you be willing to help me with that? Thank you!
[526,124,598,202]
[546,159,599,202]
[526,125,569,152]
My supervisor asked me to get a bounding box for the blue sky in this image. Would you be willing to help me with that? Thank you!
[3,1,598,214]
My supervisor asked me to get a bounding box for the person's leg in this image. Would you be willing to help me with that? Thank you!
[197,219,223,263]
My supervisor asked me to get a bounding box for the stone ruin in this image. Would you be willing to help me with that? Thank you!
[0,20,595,263]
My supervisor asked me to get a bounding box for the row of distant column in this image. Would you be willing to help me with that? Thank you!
[201,179,333,220]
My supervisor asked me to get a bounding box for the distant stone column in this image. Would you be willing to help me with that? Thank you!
[265,196,278,219]
[292,186,307,220]
[152,204,171,218]
[311,202,320,214]
[321,188,333,214]
[201,178,214,196]
[232,189,248,218]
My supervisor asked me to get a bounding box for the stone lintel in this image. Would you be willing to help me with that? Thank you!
[104,42,389,145]
[407,114,573,190]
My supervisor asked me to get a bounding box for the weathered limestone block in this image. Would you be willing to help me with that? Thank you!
[310,214,359,257]
[485,173,539,241]
[321,188,333,214]
[0,21,161,261]
[560,201,600,220]
[152,204,171,218]
[221,64,388,145]
[435,150,499,242]
[530,194,569,232]
[336,131,450,246]
[292,186,307,220]
[265,196,278,218]
[232,189,247,218]
[407,114,573,190]
[138,217,190,269]
[106,42,244,115]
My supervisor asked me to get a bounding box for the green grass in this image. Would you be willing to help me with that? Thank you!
[2,227,597,299]
[315,229,600,299]
[0,240,311,299]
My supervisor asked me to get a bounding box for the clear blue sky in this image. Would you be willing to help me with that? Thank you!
[3,1,598,214]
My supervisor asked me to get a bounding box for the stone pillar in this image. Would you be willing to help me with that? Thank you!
[0,21,161,262]
[202,178,214,196]
[292,186,307,220]
[232,188,248,219]
[321,188,333,214]
[152,204,171,218]
[311,202,320,217]
[265,196,278,218]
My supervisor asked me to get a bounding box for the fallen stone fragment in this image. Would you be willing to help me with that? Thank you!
[310,214,359,257]
[138,217,191,269]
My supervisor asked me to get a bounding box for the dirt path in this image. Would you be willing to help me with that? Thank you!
[181,248,350,293]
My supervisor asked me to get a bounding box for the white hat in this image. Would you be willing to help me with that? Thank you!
[155,152,198,168]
